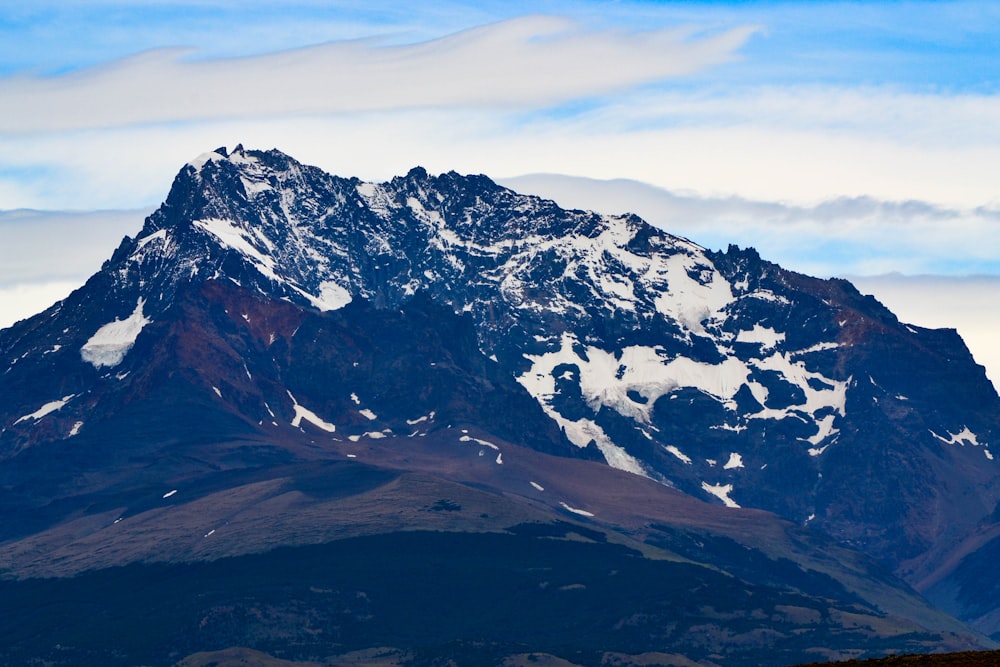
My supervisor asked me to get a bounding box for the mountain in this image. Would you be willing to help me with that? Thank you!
[1,145,999,666]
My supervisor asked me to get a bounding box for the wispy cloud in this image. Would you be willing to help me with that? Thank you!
[488,84,1000,208]
[0,16,756,132]
[4,81,1000,212]
[2,4,999,211]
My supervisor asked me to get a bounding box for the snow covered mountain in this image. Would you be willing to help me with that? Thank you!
[2,145,1000,664]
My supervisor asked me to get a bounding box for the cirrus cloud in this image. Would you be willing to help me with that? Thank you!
[0,16,757,132]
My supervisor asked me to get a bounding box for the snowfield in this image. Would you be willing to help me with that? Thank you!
[80,299,151,368]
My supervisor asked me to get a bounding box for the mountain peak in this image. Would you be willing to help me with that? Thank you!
[3,146,999,589]
[404,165,428,181]
[4,145,1000,659]
[185,145,230,171]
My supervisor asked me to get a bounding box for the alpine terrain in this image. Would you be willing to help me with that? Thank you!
[1,146,999,666]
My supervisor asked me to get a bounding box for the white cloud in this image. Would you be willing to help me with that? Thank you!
[499,123,999,210]
[535,86,1000,207]
[2,16,999,212]
[5,85,1000,213]
[594,86,1000,148]
[0,16,756,131]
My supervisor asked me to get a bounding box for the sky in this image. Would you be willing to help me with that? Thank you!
[0,0,998,388]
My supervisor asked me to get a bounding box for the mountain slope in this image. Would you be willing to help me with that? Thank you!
[1,145,999,662]
[0,382,987,665]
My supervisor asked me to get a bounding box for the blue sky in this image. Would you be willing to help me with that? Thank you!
[1,1,998,384]
[4,1,998,89]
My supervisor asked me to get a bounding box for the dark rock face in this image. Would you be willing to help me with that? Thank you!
[1,146,1000,658]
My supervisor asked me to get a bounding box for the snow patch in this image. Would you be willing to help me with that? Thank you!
[701,482,740,508]
[187,150,225,170]
[356,182,397,217]
[806,414,838,446]
[406,412,435,425]
[530,481,545,491]
[314,280,352,311]
[791,342,840,356]
[560,502,595,517]
[68,421,83,437]
[134,229,168,252]
[652,253,734,335]
[515,344,647,476]
[288,391,337,433]
[359,408,378,421]
[745,353,850,432]
[15,394,75,424]
[163,489,177,499]
[193,218,279,281]
[930,426,986,449]
[81,298,151,368]
[240,174,272,197]
[663,445,692,465]
[747,289,790,304]
[459,435,499,450]
[562,417,644,475]
[519,332,750,425]
[735,325,784,351]
[723,452,744,469]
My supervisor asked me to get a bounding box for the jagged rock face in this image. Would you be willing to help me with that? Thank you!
[2,145,999,576]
